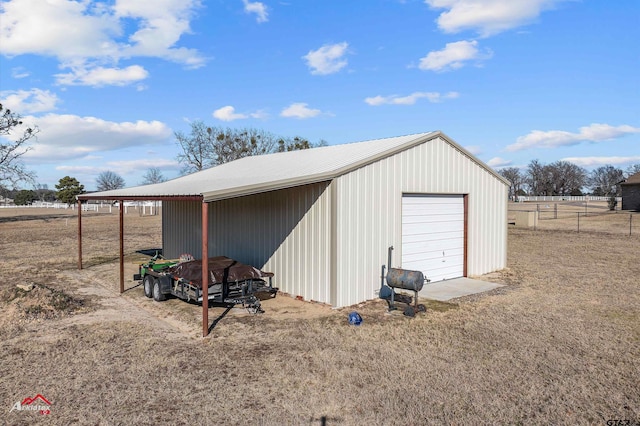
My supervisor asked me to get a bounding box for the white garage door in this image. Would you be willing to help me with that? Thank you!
[402,194,464,282]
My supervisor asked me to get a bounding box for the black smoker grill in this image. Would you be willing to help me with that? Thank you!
[379,246,430,317]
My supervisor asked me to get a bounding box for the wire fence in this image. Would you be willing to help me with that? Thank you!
[508,201,639,236]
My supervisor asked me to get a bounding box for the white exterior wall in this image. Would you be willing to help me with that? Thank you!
[333,136,507,307]
[163,182,333,304]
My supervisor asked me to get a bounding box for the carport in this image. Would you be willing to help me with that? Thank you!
[76,194,214,337]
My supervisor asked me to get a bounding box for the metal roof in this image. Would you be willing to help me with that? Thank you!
[80,131,508,202]
[622,172,640,185]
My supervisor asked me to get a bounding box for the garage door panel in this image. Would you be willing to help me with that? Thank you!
[402,235,462,246]
[402,221,464,235]
[402,195,464,282]
[403,196,462,205]
[403,256,464,269]
[402,247,464,263]
[402,236,463,248]
[402,215,464,226]
[402,205,463,216]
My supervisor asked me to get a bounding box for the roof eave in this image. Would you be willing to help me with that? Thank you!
[77,194,203,202]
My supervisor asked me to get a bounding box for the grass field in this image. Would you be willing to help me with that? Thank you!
[0,207,638,425]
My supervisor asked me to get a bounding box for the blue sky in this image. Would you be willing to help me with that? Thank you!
[1,0,638,191]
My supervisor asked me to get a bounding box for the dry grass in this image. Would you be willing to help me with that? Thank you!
[0,208,638,425]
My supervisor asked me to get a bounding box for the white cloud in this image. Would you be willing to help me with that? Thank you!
[487,157,512,168]
[507,124,640,152]
[212,106,268,121]
[424,0,569,37]
[54,65,149,87]
[249,110,269,120]
[113,0,205,68]
[365,91,459,106]
[0,0,204,87]
[243,0,269,23]
[0,0,120,59]
[19,114,172,163]
[213,106,248,121]
[11,67,30,79]
[560,156,640,168]
[419,40,492,72]
[0,88,60,113]
[280,103,321,119]
[303,42,349,75]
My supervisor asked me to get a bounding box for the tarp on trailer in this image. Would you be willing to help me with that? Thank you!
[167,256,274,289]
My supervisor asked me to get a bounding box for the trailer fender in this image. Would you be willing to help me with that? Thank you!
[159,275,172,294]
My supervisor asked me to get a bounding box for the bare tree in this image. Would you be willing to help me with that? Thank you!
[96,171,125,191]
[525,160,553,196]
[589,165,624,196]
[141,167,166,185]
[625,164,640,177]
[35,183,56,202]
[523,160,587,196]
[175,122,325,173]
[211,127,278,165]
[175,120,215,174]
[0,103,39,188]
[497,167,525,200]
[548,161,587,196]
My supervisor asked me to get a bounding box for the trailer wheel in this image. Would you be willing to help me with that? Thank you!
[152,278,166,302]
[143,275,154,298]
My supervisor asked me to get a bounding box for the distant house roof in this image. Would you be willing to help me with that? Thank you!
[622,171,640,185]
[79,131,508,202]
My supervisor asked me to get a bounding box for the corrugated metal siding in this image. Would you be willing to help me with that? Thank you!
[163,183,333,304]
[163,200,202,258]
[334,136,507,307]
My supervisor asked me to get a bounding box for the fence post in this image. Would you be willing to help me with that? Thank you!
[554,203,557,219]
[631,214,633,237]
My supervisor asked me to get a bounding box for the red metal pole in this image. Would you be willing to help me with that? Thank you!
[119,200,124,294]
[202,201,209,337]
[77,199,83,270]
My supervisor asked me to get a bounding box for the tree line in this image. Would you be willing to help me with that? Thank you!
[497,160,640,200]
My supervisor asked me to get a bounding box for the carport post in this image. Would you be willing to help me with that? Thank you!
[77,199,83,270]
[202,201,209,337]
[119,199,124,294]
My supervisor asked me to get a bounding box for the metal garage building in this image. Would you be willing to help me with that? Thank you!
[81,131,508,327]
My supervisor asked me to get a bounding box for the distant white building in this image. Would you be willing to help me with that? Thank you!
[0,196,15,206]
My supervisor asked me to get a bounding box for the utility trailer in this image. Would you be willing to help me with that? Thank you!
[133,254,277,313]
